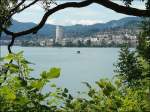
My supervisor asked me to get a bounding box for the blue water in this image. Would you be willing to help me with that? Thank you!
[1,46,120,94]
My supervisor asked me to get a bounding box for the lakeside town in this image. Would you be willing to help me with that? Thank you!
[1,26,139,47]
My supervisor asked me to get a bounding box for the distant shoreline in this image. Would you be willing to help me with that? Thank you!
[0,45,136,48]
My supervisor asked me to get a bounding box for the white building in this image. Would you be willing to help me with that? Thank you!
[55,26,64,43]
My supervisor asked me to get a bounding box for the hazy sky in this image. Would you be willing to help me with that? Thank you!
[13,0,146,26]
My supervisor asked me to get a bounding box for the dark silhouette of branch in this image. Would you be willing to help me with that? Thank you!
[0,36,15,86]
[10,0,26,14]
[3,0,150,38]
[8,36,16,53]
[94,0,150,17]
[8,0,39,21]
[0,0,39,36]
[3,0,94,37]
[16,0,39,14]
[0,0,149,84]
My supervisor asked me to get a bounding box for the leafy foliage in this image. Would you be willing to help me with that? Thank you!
[0,48,149,111]
[0,0,16,30]
[122,0,134,6]
[122,0,150,9]
[137,18,150,62]
[58,78,150,112]
[115,45,144,86]
[0,52,61,111]
[41,0,57,11]
[0,10,150,112]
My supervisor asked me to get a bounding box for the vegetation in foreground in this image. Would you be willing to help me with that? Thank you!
[0,20,150,112]
[0,0,150,111]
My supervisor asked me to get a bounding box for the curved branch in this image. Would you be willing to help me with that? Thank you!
[16,0,39,13]
[0,0,39,33]
[93,0,150,17]
[8,36,16,53]
[4,0,94,37]
[10,0,26,14]
[3,0,150,38]
[0,36,15,86]
[9,0,39,20]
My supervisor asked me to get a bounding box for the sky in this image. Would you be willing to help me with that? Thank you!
[13,0,146,26]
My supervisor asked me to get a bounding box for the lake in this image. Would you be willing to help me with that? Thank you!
[1,46,120,94]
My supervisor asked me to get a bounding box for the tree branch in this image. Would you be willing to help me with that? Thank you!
[10,0,26,14]
[93,0,150,17]
[9,0,39,19]
[3,0,150,38]
[8,36,16,53]
[16,0,39,13]
[4,0,94,37]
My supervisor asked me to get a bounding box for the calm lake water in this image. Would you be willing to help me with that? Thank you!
[1,46,120,94]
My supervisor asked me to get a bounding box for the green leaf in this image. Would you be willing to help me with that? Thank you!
[0,86,16,100]
[68,94,73,100]
[64,88,68,93]
[96,79,108,88]
[48,68,60,79]
[31,80,44,90]
[5,53,14,61]
[17,96,29,105]
[41,67,60,79]
[62,93,67,97]
[4,63,19,73]
[41,71,47,79]
[21,59,33,65]
[50,83,56,87]
[82,82,91,89]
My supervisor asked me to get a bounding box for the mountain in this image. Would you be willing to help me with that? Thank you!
[9,20,56,37]
[2,17,142,39]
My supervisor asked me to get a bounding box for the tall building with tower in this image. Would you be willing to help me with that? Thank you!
[55,26,64,44]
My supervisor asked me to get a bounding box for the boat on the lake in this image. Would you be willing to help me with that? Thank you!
[77,51,80,54]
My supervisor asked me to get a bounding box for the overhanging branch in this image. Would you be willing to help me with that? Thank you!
[9,0,39,19]
[94,0,150,17]
[10,0,26,14]
[3,0,150,38]
[4,0,94,37]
